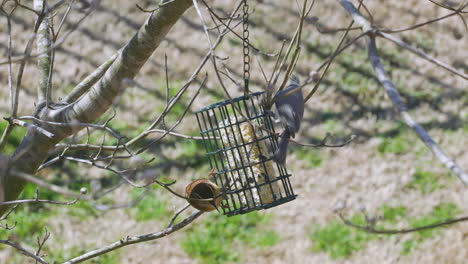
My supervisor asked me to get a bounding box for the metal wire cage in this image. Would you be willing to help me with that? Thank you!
[195,92,296,216]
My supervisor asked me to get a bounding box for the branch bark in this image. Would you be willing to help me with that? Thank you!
[34,0,52,105]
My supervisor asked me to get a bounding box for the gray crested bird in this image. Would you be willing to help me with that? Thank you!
[273,76,304,164]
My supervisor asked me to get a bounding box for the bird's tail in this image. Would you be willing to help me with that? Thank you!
[273,129,291,165]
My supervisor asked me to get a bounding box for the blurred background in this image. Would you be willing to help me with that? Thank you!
[0,0,467,263]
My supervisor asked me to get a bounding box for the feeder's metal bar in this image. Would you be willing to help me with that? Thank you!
[223,103,258,212]
[204,110,228,181]
[262,108,288,199]
[201,110,224,175]
[246,95,278,202]
[198,113,264,134]
[212,107,244,214]
[231,100,265,208]
[195,92,264,113]
[219,104,257,213]
[262,104,295,198]
[196,113,216,170]
[225,101,260,211]
[199,111,217,170]
[205,135,272,158]
[236,99,269,207]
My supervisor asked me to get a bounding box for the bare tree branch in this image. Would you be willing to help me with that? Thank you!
[0,5,16,152]
[377,32,467,80]
[35,228,50,262]
[337,210,468,235]
[11,170,86,199]
[339,0,468,185]
[55,5,243,153]
[382,1,468,33]
[54,129,204,151]
[63,52,119,103]
[5,117,55,138]
[0,1,97,66]
[34,0,53,105]
[0,240,48,264]
[367,38,468,185]
[0,188,81,206]
[63,211,204,264]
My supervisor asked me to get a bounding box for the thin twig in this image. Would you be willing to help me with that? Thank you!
[382,2,468,33]
[0,240,48,264]
[290,134,356,148]
[0,0,97,66]
[200,0,277,57]
[63,53,119,103]
[0,204,19,230]
[93,188,149,211]
[55,129,205,151]
[338,211,468,234]
[135,0,176,13]
[11,170,86,199]
[304,1,364,102]
[5,117,54,138]
[378,32,467,80]
[132,75,207,156]
[0,6,16,152]
[167,204,190,228]
[35,227,50,260]
[0,189,80,206]
[63,211,203,264]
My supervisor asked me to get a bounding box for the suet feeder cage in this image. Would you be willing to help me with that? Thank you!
[195,92,296,216]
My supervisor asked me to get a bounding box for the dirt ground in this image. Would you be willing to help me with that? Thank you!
[0,0,467,263]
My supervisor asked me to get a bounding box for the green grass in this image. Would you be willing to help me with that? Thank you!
[294,148,323,168]
[0,184,55,243]
[463,113,468,132]
[82,118,148,147]
[406,169,442,194]
[174,139,209,168]
[89,250,120,264]
[310,214,373,259]
[0,183,97,245]
[128,186,169,222]
[48,245,120,263]
[309,203,460,258]
[0,120,27,155]
[152,78,191,124]
[33,177,98,220]
[402,202,459,255]
[377,131,412,155]
[381,205,407,223]
[181,212,280,264]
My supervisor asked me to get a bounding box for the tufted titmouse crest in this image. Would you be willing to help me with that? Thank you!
[272,76,304,164]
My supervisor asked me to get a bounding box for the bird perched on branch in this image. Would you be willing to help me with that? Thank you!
[272,76,304,164]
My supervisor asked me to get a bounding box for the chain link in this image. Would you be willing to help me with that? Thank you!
[242,0,250,96]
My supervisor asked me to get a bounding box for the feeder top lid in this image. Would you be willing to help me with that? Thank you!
[195,91,264,113]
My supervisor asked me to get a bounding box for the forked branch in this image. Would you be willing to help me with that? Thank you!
[339,0,468,185]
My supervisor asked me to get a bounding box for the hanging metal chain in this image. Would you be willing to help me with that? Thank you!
[242,0,250,96]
